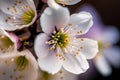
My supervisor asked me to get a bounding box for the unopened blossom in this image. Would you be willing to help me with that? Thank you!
[0,50,38,80]
[79,5,120,76]
[46,0,81,6]
[34,2,98,74]
[0,0,37,31]
[0,29,17,54]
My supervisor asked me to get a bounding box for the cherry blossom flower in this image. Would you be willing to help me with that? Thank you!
[0,29,17,54]
[79,5,120,76]
[0,50,38,80]
[0,0,37,31]
[34,2,98,74]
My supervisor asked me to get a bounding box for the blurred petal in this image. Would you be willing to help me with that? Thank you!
[78,5,120,44]
[104,46,120,68]
[94,55,112,76]
[0,50,38,80]
[40,7,70,34]
[69,12,93,35]
[101,27,119,44]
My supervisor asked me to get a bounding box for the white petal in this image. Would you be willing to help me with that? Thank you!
[0,0,37,31]
[94,55,112,76]
[48,0,61,9]
[0,11,18,31]
[78,38,98,59]
[34,33,50,58]
[0,50,38,80]
[26,0,36,10]
[38,53,62,75]
[69,12,93,35]
[79,4,103,26]
[63,53,89,74]
[103,46,120,68]
[58,0,81,5]
[40,7,70,34]
[101,27,119,44]
[0,0,36,14]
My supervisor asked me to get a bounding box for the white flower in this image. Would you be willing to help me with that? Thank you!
[0,29,17,54]
[34,4,98,74]
[94,28,120,76]
[79,5,120,76]
[0,50,38,80]
[48,0,81,6]
[0,0,37,31]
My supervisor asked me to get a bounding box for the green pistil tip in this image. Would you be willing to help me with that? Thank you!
[22,9,35,24]
[52,31,69,48]
[16,56,28,70]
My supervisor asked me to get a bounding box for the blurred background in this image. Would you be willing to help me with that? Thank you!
[68,0,120,80]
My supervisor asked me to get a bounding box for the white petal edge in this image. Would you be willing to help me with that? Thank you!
[60,0,81,5]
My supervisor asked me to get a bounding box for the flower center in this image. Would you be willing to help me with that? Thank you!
[0,35,14,53]
[5,1,36,27]
[15,56,28,70]
[22,9,35,24]
[49,29,70,49]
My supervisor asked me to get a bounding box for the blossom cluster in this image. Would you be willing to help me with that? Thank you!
[0,0,98,80]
